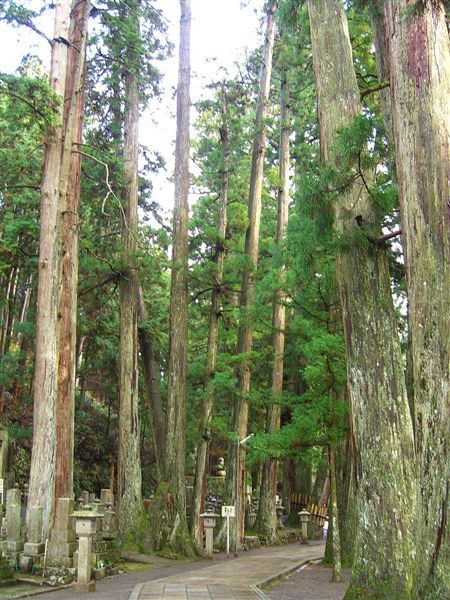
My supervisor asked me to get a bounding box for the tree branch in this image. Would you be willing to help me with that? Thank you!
[360,81,390,100]
[377,229,402,243]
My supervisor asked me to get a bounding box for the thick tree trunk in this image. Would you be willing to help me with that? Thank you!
[255,69,290,543]
[220,1,277,550]
[54,0,90,514]
[307,1,416,597]
[383,2,450,596]
[27,0,71,540]
[137,284,165,480]
[163,0,193,555]
[191,83,229,548]
[117,0,143,546]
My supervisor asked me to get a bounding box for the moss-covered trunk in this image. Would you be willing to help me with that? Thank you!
[383,2,450,596]
[307,1,416,597]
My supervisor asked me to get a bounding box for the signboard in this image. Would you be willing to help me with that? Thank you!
[221,505,235,518]
[0,478,3,504]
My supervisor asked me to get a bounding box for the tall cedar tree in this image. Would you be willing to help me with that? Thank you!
[164,0,194,554]
[117,0,144,545]
[383,1,450,596]
[55,0,91,516]
[307,1,416,597]
[190,82,230,547]
[219,0,277,549]
[255,69,290,543]
[27,0,71,539]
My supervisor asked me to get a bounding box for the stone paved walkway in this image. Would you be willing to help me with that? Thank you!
[131,541,324,600]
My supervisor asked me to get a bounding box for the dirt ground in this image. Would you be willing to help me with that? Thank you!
[266,563,351,600]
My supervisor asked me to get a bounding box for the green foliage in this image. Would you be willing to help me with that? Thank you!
[0,556,13,581]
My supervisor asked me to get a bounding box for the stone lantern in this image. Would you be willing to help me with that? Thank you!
[200,513,218,557]
[71,510,103,592]
[298,509,310,544]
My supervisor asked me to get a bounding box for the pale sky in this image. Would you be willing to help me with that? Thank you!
[0,0,263,216]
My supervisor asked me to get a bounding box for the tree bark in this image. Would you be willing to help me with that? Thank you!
[255,68,290,543]
[219,0,277,550]
[191,82,229,547]
[370,4,394,143]
[117,0,143,547]
[27,0,71,540]
[383,2,450,596]
[163,0,193,555]
[307,1,416,597]
[54,0,90,515]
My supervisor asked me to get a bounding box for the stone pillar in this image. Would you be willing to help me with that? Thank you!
[72,510,101,593]
[298,510,310,545]
[6,488,23,559]
[100,489,113,506]
[102,505,116,540]
[20,506,45,570]
[46,498,76,567]
[81,491,90,505]
[200,514,218,558]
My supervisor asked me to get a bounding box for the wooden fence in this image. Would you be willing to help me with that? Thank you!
[290,493,327,526]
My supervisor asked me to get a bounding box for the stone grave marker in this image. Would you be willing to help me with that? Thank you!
[46,498,76,567]
[6,487,24,557]
[20,506,45,571]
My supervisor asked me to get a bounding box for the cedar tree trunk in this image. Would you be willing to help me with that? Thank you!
[117,0,143,546]
[383,2,450,596]
[164,0,194,555]
[308,1,416,597]
[27,0,71,540]
[54,0,90,514]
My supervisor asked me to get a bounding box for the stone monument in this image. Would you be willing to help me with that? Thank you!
[20,506,45,571]
[46,498,76,567]
[6,487,24,561]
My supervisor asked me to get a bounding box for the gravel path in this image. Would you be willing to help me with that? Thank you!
[266,564,351,600]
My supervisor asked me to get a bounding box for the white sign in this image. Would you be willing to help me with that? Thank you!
[0,478,3,504]
[221,505,235,518]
